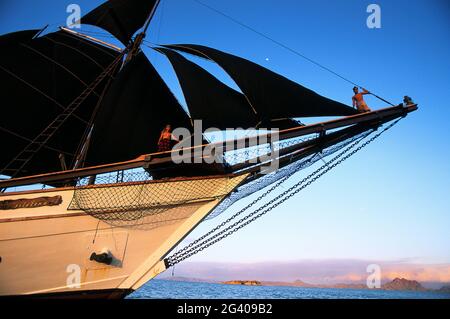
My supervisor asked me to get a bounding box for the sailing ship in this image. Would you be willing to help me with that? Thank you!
[0,0,417,298]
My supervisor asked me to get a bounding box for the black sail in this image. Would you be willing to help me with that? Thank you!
[156,47,259,130]
[164,44,358,119]
[0,30,120,177]
[85,52,193,166]
[81,0,159,45]
[0,29,39,46]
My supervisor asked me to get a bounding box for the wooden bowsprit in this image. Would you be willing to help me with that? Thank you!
[0,104,418,192]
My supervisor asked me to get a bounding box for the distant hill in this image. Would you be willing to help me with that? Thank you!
[160,276,449,293]
[381,278,426,291]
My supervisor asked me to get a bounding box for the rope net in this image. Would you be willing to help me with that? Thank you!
[222,134,317,166]
[68,174,245,227]
[207,132,369,219]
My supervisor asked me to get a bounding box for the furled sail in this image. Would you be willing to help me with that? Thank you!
[80,0,159,45]
[85,52,193,166]
[164,44,358,119]
[0,30,120,177]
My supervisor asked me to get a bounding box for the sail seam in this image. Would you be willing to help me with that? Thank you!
[0,64,89,125]
[42,36,107,70]
[19,43,101,99]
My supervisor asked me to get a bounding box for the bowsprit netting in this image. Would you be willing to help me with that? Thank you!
[68,174,246,224]
[222,134,316,166]
[206,131,369,219]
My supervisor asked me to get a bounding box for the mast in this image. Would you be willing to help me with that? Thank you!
[124,0,161,63]
[73,0,162,170]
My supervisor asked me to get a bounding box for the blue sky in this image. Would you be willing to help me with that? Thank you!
[1,0,449,265]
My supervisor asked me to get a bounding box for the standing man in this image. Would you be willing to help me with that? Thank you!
[352,87,372,113]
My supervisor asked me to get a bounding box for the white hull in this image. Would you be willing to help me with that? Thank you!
[0,174,246,298]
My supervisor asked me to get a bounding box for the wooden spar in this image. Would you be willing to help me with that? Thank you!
[239,104,417,147]
[33,25,49,39]
[59,27,123,52]
[0,156,151,190]
[0,104,417,190]
[235,111,402,178]
[232,106,414,174]
[150,104,417,156]
[229,121,379,173]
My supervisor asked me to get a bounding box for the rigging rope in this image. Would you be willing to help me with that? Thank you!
[191,0,395,106]
[165,118,402,267]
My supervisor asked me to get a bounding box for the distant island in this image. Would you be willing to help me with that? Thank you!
[237,278,427,291]
[222,280,262,286]
[163,276,449,293]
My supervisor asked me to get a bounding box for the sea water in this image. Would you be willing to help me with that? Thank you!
[128,279,450,299]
